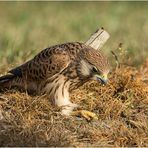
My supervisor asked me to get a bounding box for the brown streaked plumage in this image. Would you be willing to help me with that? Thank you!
[0,42,110,115]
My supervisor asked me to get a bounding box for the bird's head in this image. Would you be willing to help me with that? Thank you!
[77,47,110,85]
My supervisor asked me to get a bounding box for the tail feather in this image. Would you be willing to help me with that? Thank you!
[0,74,15,83]
[0,65,23,91]
[0,66,37,94]
[0,74,16,90]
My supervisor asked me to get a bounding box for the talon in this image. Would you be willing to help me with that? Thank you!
[71,110,98,121]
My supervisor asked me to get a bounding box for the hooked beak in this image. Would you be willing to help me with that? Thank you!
[95,74,108,85]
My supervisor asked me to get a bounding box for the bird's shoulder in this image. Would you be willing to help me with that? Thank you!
[35,41,86,59]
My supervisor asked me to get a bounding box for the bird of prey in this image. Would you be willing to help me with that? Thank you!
[0,42,110,119]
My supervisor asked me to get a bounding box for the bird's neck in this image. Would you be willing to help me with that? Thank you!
[61,61,89,92]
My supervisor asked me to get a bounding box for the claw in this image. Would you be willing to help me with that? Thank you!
[71,110,98,121]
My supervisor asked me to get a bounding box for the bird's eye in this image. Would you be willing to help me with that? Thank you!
[92,67,98,73]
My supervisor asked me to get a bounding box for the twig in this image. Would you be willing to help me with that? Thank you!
[111,50,120,69]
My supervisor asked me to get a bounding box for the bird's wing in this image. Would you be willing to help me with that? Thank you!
[8,42,86,82]
[9,44,74,81]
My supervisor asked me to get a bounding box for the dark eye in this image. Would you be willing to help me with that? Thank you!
[92,67,98,73]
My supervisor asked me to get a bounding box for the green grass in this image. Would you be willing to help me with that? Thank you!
[0,2,148,69]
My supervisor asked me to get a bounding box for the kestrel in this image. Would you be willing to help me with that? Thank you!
[0,42,110,119]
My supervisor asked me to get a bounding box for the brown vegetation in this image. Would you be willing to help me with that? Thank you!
[0,59,147,147]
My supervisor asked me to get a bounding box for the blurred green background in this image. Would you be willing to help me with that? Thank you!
[0,2,148,70]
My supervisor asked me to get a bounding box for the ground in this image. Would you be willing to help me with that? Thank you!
[0,2,148,147]
[0,63,147,147]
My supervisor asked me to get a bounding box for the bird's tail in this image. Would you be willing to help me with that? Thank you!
[0,65,37,94]
[0,73,24,92]
[0,64,26,92]
[0,74,15,90]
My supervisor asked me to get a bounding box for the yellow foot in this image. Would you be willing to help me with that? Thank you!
[71,110,98,121]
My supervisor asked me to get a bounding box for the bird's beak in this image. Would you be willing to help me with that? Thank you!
[95,73,108,85]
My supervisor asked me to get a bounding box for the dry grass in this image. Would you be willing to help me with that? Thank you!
[0,59,147,147]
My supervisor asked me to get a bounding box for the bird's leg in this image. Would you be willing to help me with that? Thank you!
[56,98,78,116]
[61,103,78,116]
[52,80,98,120]
[71,110,98,121]
[52,81,78,116]
[55,92,98,120]
[58,98,98,120]
[61,104,98,121]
